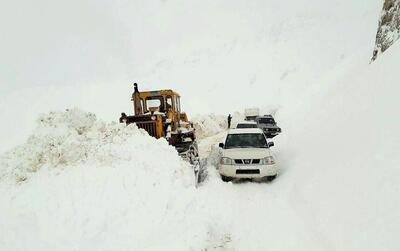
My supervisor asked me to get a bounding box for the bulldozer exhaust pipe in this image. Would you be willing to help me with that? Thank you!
[133,83,143,115]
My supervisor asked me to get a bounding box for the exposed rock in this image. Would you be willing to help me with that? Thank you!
[372,0,400,61]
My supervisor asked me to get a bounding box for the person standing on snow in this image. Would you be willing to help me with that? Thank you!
[227,114,232,129]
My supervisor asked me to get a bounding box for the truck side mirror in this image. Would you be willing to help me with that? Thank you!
[268,142,274,147]
[219,143,224,148]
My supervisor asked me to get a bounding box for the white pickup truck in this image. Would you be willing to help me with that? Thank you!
[218,128,278,182]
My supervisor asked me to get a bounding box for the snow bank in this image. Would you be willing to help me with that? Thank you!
[192,112,247,139]
[0,109,225,250]
[191,114,227,139]
[276,41,400,250]
[192,106,280,140]
[0,109,191,184]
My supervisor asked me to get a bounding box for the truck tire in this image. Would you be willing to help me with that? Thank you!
[266,175,277,182]
[221,175,233,182]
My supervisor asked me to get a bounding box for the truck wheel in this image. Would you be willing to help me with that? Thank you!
[266,175,277,182]
[221,175,233,182]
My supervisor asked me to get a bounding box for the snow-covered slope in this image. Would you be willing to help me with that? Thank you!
[1,43,399,250]
[0,0,381,153]
[276,41,400,250]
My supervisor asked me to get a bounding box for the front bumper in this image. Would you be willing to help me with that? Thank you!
[219,164,278,178]
[263,129,280,134]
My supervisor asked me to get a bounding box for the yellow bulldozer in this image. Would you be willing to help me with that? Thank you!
[119,83,199,162]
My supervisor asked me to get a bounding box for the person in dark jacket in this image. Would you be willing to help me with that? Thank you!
[120,113,128,123]
[227,114,232,129]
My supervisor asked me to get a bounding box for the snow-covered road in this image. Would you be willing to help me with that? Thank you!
[195,129,325,250]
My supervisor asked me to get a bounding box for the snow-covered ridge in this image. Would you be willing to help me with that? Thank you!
[0,108,190,183]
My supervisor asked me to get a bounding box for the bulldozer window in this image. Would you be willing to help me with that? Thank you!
[176,96,181,112]
[140,99,144,112]
[166,96,173,111]
[146,96,165,112]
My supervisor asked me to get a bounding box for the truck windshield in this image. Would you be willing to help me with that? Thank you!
[236,123,257,128]
[258,118,275,124]
[225,133,268,149]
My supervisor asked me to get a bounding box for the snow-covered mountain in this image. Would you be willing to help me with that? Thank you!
[372,0,400,60]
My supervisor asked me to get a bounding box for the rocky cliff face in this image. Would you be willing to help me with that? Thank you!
[372,0,400,60]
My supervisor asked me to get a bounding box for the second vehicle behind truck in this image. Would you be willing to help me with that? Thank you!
[255,115,281,138]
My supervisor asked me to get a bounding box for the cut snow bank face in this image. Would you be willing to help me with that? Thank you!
[0,108,192,185]
[277,41,400,251]
[191,113,245,139]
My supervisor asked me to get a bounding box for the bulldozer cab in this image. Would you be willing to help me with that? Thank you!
[121,84,196,159]
[125,84,191,137]
[132,89,182,119]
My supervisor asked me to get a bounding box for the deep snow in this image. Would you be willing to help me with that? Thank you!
[1,41,399,249]
[1,0,399,250]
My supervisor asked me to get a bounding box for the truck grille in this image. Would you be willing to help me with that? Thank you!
[135,121,157,137]
[234,159,260,165]
[236,169,260,174]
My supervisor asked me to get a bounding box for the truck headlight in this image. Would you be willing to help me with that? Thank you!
[220,157,233,165]
[261,156,275,165]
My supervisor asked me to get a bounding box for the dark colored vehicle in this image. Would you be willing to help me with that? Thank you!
[255,115,281,138]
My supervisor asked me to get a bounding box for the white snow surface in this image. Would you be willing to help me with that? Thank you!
[1,42,399,250]
[0,109,190,183]
[192,112,246,139]
[0,109,203,250]
[0,109,317,250]
[1,0,399,250]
